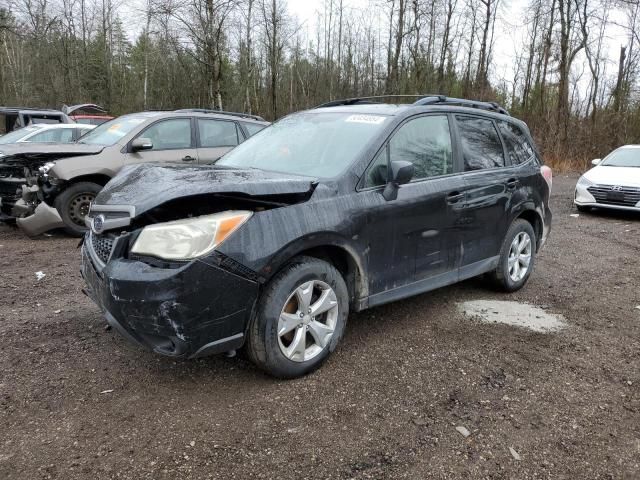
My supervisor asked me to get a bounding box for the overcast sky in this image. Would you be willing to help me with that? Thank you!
[286,0,629,92]
[118,0,630,96]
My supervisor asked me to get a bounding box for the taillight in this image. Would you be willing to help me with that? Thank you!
[540,165,552,192]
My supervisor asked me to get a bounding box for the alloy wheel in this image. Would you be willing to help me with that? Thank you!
[508,231,532,282]
[277,280,339,362]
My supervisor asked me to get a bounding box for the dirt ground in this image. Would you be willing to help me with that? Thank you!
[1,174,639,479]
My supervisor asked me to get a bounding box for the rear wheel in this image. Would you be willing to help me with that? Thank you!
[491,219,536,292]
[247,256,349,378]
[54,182,102,237]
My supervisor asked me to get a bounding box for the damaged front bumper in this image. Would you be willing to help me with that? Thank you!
[81,239,259,358]
[16,201,65,236]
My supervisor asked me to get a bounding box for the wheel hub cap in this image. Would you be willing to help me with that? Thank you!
[508,232,532,282]
[68,193,96,227]
[277,280,339,363]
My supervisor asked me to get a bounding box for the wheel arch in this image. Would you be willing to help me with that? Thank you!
[515,208,543,251]
[263,234,369,311]
[65,173,112,187]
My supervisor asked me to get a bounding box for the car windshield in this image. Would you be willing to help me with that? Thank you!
[601,148,640,167]
[216,112,389,177]
[0,125,43,144]
[78,115,149,146]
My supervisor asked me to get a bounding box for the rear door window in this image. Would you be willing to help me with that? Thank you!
[198,120,239,148]
[455,115,505,170]
[497,121,535,164]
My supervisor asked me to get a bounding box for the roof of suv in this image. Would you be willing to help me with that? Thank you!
[116,110,269,125]
[312,94,512,117]
[309,95,532,131]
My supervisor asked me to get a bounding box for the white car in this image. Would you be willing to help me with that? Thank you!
[0,123,95,145]
[574,145,640,212]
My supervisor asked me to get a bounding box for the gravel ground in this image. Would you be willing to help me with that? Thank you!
[1,174,639,479]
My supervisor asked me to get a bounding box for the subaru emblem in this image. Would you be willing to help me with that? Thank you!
[91,214,106,235]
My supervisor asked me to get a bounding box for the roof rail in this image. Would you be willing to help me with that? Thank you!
[174,108,265,122]
[314,94,446,109]
[0,106,65,113]
[314,94,509,116]
[413,96,510,115]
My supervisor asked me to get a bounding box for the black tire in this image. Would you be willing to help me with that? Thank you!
[576,204,590,213]
[246,256,349,379]
[54,182,102,237]
[491,219,537,292]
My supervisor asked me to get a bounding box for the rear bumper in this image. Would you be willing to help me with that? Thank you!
[81,242,259,358]
[539,204,552,250]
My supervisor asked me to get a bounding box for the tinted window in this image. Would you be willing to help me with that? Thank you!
[497,121,534,164]
[243,122,266,137]
[217,112,389,178]
[389,115,453,180]
[141,119,192,150]
[198,120,239,148]
[364,147,388,188]
[456,115,505,170]
[28,128,74,143]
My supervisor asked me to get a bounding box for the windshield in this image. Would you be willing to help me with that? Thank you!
[78,115,149,146]
[216,112,389,177]
[601,148,640,167]
[0,125,43,144]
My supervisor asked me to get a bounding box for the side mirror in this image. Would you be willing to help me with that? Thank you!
[591,158,601,166]
[131,137,153,152]
[382,160,414,201]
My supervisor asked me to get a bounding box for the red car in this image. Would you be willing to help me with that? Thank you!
[63,104,113,126]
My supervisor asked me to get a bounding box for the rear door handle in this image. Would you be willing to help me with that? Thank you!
[182,155,196,162]
[446,191,464,204]
[506,178,519,189]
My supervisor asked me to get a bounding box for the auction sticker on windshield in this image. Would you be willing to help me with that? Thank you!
[345,115,386,125]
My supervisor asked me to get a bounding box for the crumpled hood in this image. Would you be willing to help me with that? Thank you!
[0,143,104,160]
[94,163,318,216]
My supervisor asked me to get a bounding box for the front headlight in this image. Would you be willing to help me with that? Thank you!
[38,162,56,175]
[577,176,594,187]
[130,211,252,261]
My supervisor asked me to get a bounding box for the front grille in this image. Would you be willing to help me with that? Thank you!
[90,232,115,264]
[587,184,640,207]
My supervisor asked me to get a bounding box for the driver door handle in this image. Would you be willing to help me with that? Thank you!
[446,191,464,204]
[182,155,196,162]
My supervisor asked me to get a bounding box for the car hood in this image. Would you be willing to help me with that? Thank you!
[585,166,640,187]
[0,143,104,161]
[94,164,319,216]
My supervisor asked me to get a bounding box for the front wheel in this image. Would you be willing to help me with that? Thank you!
[491,219,537,292]
[54,182,102,237]
[247,256,349,378]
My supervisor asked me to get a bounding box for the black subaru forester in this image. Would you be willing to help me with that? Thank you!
[81,95,552,378]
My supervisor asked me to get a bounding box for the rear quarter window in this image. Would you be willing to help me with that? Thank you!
[497,121,535,165]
